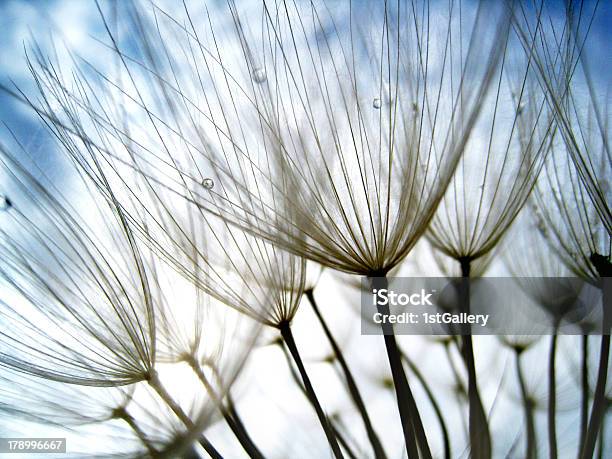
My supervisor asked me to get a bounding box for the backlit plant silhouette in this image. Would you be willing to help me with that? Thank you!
[0,1,609,458]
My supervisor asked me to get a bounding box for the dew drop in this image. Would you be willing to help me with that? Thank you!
[252,68,267,84]
[0,195,12,211]
[372,98,381,109]
[202,178,214,190]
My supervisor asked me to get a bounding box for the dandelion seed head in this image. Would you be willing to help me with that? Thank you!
[20,0,515,278]
[0,146,157,386]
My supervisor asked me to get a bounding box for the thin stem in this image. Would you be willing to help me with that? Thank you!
[458,258,491,459]
[580,334,610,458]
[596,400,608,459]
[188,359,265,459]
[331,416,360,459]
[198,437,223,459]
[306,288,388,459]
[400,350,451,459]
[371,275,431,459]
[279,321,344,459]
[443,340,469,438]
[514,349,536,459]
[581,256,610,459]
[226,396,266,459]
[548,330,558,459]
[277,340,360,459]
[148,370,223,459]
[115,408,158,457]
[579,334,589,455]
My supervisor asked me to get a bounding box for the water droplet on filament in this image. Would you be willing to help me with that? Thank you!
[252,68,267,84]
[202,178,214,190]
[372,98,381,109]
[0,195,12,211]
